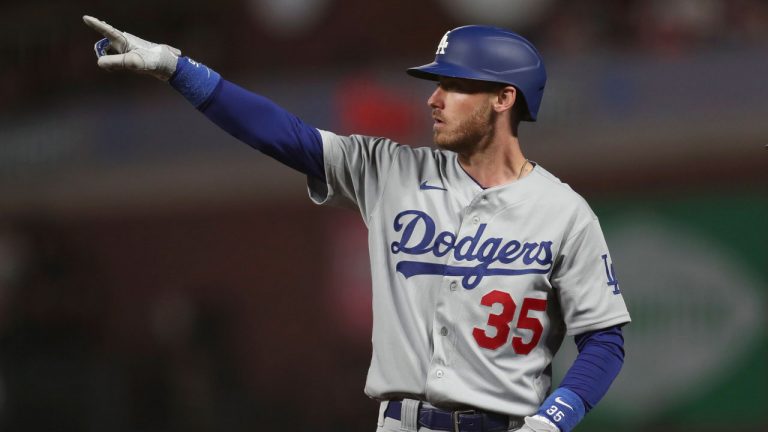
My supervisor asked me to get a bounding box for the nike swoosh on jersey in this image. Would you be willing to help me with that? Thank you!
[419,181,447,191]
[555,397,574,410]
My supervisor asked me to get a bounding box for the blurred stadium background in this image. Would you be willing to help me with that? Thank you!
[0,0,766,431]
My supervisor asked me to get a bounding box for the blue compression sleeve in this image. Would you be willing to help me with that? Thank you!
[535,326,624,432]
[560,325,625,412]
[170,57,326,181]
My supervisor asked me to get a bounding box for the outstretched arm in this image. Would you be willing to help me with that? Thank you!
[83,15,325,181]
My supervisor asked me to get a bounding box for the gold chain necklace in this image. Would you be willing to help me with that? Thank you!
[517,159,529,180]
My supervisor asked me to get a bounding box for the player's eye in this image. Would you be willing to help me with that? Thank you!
[438,79,463,92]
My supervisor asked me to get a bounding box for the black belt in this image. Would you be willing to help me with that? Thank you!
[384,400,511,432]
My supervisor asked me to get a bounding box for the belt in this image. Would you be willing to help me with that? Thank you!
[384,400,511,432]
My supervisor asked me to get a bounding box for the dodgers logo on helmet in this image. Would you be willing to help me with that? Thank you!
[407,25,547,121]
[436,31,450,55]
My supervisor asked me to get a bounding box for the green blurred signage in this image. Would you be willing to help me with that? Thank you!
[554,192,767,431]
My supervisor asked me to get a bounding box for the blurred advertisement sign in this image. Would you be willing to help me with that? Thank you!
[555,193,767,430]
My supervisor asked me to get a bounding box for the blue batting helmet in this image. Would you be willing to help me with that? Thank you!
[407,25,547,121]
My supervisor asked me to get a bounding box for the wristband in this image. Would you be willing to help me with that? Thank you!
[169,56,221,107]
[536,387,586,432]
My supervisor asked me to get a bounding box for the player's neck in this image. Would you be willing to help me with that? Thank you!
[457,135,529,188]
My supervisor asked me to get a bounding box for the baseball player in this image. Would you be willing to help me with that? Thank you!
[84,16,630,432]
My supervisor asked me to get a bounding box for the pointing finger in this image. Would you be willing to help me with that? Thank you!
[83,15,128,52]
[82,15,116,38]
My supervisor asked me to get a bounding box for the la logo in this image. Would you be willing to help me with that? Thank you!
[601,254,621,295]
[436,31,450,55]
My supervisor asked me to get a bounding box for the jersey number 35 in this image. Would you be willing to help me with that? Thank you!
[472,290,547,354]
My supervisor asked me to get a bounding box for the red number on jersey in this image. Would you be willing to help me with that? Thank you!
[472,290,547,354]
[471,290,516,350]
[512,298,547,354]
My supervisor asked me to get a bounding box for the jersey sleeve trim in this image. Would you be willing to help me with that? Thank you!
[307,129,342,206]
[566,315,630,337]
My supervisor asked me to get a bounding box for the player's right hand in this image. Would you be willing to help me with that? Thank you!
[517,415,561,432]
[83,15,181,81]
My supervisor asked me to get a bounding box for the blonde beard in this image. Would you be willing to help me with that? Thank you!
[433,101,496,153]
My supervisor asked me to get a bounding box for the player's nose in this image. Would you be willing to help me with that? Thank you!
[428,86,444,109]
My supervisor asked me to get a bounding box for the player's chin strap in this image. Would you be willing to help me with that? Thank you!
[521,387,586,432]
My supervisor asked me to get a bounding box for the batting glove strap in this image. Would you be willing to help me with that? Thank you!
[535,387,585,432]
[169,57,222,108]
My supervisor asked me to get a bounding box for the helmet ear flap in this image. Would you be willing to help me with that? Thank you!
[407,25,546,122]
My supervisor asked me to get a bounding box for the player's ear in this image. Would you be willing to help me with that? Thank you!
[492,86,517,114]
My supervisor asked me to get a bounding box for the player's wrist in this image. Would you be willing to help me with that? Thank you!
[535,387,585,432]
[169,56,222,108]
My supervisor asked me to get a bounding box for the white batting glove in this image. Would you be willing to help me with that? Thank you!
[83,15,181,81]
[517,415,560,432]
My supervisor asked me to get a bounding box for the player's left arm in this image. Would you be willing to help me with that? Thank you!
[521,325,625,432]
[522,208,631,432]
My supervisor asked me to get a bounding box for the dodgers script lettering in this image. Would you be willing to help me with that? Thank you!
[390,210,553,289]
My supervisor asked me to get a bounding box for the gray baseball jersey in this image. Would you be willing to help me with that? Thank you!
[307,130,631,416]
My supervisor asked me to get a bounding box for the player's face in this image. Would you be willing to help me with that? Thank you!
[428,77,500,152]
